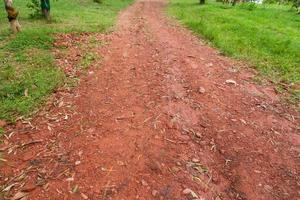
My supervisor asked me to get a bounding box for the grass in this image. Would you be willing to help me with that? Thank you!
[0,0,133,122]
[168,0,300,103]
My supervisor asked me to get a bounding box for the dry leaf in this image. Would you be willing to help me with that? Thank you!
[24,89,29,97]
[12,192,28,200]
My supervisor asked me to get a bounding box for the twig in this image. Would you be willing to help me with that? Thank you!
[18,140,43,149]
[165,138,177,144]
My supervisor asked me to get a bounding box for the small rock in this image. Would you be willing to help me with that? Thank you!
[141,180,148,186]
[240,119,247,125]
[225,79,237,86]
[78,150,83,157]
[117,161,125,166]
[75,161,81,165]
[198,87,206,94]
[183,188,198,199]
[152,190,159,197]
[195,132,202,138]
[206,63,213,67]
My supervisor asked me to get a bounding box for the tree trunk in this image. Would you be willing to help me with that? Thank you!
[199,0,205,4]
[232,0,237,6]
[41,0,51,20]
[4,0,21,33]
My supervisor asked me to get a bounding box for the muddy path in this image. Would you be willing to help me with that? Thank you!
[1,0,300,199]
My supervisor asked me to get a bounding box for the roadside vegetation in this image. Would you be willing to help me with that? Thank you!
[0,0,133,122]
[168,0,300,103]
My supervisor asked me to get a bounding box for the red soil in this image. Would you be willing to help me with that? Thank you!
[1,0,299,199]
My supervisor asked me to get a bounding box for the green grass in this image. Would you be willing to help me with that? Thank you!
[0,0,133,122]
[168,0,300,102]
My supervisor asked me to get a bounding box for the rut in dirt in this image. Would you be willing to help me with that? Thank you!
[1,0,299,200]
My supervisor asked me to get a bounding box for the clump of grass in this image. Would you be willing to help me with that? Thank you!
[168,0,300,102]
[0,0,134,122]
[0,128,4,137]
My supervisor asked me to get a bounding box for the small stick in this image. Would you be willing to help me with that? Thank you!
[18,140,43,149]
[165,138,177,144]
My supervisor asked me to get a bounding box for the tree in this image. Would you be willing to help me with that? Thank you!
[200,0,205,4]
[3,0,21,33]
[292,0,300,13]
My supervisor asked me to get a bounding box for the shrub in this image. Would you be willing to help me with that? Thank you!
[238,2,257,10]
[27,0,41,18]
[292,0,300,12]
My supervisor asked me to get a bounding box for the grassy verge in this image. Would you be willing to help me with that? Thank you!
[168,0,300,103]
[0,0,133,122]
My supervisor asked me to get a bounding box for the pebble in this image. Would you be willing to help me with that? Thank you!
[195,132,202,138]
[182,188,198,198]
[225,79,237,86]
[198,87,206,94]
[152,190,159,197]
[75,161,81,165]
[141,180,148,186]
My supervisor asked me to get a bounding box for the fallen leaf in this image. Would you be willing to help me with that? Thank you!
[58,101,64,108]
[80,193,89,199]
[72,185,79,193]
[12,192,28,200]
[3,183,16,192]
[24,89,29,97]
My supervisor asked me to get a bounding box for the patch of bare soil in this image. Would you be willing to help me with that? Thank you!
[1,0,299,199]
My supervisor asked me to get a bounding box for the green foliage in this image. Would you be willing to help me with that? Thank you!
[0,0,134,122]
[27,0,41,18]
[168,0,300,101]
[292,0,300,12]
[263,0,300,12]
[0,128,4,136]
[238,2,257,11]
[93,0,103,3]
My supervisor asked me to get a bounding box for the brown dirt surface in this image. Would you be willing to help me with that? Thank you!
[1,0,299,200]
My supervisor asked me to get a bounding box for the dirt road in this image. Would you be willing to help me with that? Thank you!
[1,0,299,199]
